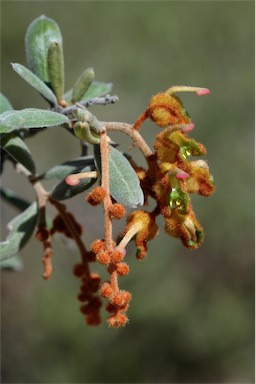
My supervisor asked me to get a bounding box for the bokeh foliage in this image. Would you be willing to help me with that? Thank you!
[1,1,254,383]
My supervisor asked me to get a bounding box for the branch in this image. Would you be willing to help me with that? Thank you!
[104,122,153,158]
[100,128,114,252]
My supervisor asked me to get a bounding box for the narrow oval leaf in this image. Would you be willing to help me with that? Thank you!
[0,133,36,174]
[0,255,24,271]
[11,63,57,106]
[0,201,38,261]
[25,15,62,83]
[47,41,65,101]
[0,108,70,133]
[0,93,13,113]
[50,165,97,200]
[0,187,31,211]
[94,145,144,208]
[40,156,94,180]
[64,81,113,103]
[81,82,113,102]
[71,67,95,103]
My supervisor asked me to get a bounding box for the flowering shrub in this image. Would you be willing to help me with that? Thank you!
[0,15,214,327]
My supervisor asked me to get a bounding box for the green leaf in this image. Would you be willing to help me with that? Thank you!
[0,187,31,211]
[94,145,144,208]
[50,165,97,200]
[0,133,36,174]
[47,41,65,101]
[71,67,95,103]
[25,15,63,83]
[0,93,13,113]
[11,63,58,106]
[0,201,38,261]
[64,81,113,103]
[0,255,24,271]
[39,156,94,180]
[0,108,70,134]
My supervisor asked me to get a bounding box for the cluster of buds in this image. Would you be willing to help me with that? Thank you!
[90,240,131,327]
[73,263,102,326]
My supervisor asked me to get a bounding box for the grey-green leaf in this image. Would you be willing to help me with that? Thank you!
[71,67,95,103]
[0,93,13,113]
[25,15,62,83]
[50,165,97,200]
[0,187,31,211]
[39,156,94,180]
[94,145,144,208]
[0,201,38,261]
[47,41,65,101]
[11,63,58,106]
[64,81,113,103]
[0,133,36,174]
[0,108,70,133]
[0,255,24,271]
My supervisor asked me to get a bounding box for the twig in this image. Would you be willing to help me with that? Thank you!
[104,122,153,158]
[62,95,119,116]
[100,128,114,252]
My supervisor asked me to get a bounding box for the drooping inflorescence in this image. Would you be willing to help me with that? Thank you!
[0,15,214,328]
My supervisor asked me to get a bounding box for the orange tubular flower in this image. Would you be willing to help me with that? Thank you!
[120,210,159,260]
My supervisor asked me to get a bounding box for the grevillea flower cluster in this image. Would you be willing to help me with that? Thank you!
[0,15,214,328]
[64,86,214,327]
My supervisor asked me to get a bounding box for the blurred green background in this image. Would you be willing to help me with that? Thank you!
[1,1,254,383]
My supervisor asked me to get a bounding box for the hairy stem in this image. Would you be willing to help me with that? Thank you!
[104,122,153,158]
[100,128,114,252]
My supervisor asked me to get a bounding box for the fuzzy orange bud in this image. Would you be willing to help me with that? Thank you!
[86,186,106,206]
[109,203,126,220]
[116,262,130,276]
[110,250,124,263]
[100,282,113,298]
[91,239,105,254]
[107,313,128,328]
[96,251,111,265]
[111,290,131,307]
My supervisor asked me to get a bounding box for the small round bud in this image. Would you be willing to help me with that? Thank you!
[116,262,130,276]
[110,250,124,263]
[88,274,101,292]
[86,313,101,326]
[111,290,131,307]
[96,251,111,265]
[100,282,113,298]
[91,240,105,253]
[107,313,128,328]
[77,292,89,302]
[109,203,126,220]
[91,239,105,254]
[73,263,85,277]
[86,187,106,206]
